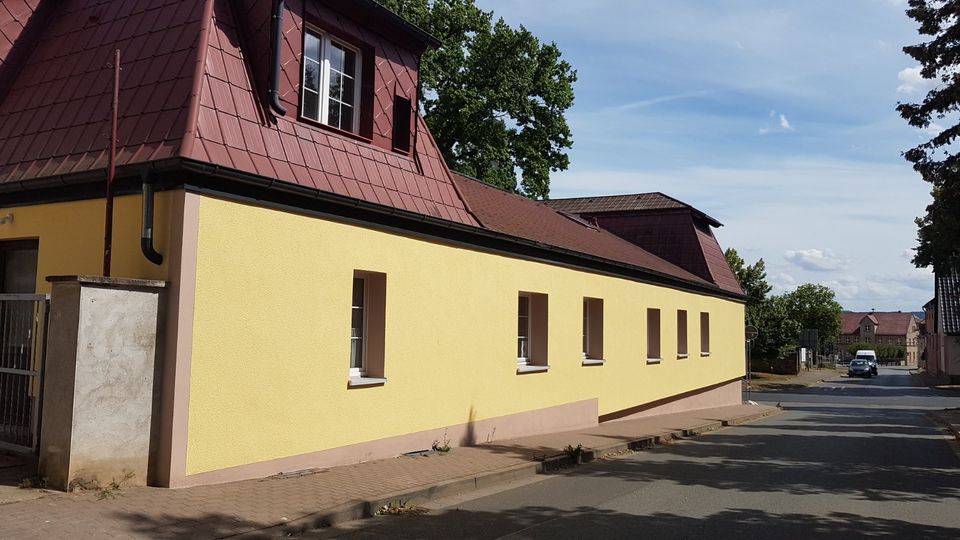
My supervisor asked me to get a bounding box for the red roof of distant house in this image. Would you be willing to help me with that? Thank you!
[452,173,714,287]
[840,311,917,336]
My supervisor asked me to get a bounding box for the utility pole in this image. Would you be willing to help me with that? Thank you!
[102,49,120,277]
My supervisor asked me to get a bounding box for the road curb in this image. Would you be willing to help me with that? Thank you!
[927,411,960,462]
[722,406,782,426]
[928,411,960,441]
[238,407,781,538]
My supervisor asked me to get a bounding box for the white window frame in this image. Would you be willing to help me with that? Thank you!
[302,27,362,133]
[350,276,367,377]
[582,298,589,360]
[518,294,531,366]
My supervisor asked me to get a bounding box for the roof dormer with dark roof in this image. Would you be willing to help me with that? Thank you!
[545,193,742,294]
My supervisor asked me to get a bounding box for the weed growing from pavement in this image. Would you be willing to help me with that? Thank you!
[431,430,451,454]
[96,470,135,500]
[378,500,428,516]
[563,443,584,463]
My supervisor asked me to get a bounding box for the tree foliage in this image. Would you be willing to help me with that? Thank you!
[782,284,843,351]
[725,250,844,361]
[751,295,802,362]
[724,248,772,318]
[376,0,577,198]
[725,249,796,360]
[846,342,906,360]
[898,0,960,271]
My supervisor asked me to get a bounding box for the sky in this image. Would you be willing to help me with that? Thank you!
[478,0,936,312]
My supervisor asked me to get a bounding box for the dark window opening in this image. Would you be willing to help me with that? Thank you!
[392,95,412,152]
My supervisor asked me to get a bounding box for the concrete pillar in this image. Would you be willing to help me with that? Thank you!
[38,276,166,491]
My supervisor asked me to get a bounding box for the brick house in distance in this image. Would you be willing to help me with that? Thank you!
[836,311,923,365]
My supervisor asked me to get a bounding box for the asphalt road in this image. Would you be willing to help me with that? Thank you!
[324,368,960,539]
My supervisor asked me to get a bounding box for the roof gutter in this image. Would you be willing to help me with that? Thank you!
[268,0,288,117]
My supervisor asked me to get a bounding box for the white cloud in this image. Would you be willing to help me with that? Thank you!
[779,113,793,130]
[769,272,797,295]
[784,249,847,272]
[897,66,933,94]
[759,109,794,135]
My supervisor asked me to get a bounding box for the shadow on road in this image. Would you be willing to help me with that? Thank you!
[559,406,960,504]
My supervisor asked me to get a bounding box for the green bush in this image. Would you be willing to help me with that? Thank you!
[846,342,905,360]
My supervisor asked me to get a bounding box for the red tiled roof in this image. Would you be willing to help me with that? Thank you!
[452,173,715,287]
[0,0,476,226]
[840,311,916,336]
[0,0,42,68]
[0,0,201,182]
[695,227,743,294]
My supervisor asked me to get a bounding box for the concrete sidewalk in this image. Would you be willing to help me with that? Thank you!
[0,403,778,540]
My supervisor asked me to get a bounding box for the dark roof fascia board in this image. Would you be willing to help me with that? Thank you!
[348,0,442,48]
[0,159,745,302]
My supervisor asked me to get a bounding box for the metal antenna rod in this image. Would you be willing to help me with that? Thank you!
[102,48,120,277]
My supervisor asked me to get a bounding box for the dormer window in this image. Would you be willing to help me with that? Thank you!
[302,29,361,133]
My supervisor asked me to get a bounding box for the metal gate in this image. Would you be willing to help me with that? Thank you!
[0,294,48,453]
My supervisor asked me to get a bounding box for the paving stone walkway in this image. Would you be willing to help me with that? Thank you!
[0,404,776,540]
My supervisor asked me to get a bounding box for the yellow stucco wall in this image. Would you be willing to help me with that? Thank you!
[0,193,173,290]
[187,195,745,475]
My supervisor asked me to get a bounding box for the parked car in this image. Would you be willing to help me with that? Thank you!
[848,359,872,378]
[855,350,879,376]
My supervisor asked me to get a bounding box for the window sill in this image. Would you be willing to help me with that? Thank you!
[582,358,605,366]
[517,364,549,374]
[297,114,374,144]
[677,353,689,359]
[348,376,387,388]
[646,358,662,365]
[700,352,711,357]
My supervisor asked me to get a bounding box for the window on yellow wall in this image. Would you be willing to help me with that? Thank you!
[647,308,661,362]
[518,292,549,372]
[348,270,386,387]
[677,310,688,358]
[700,312,711,355]
[582,297,604,362]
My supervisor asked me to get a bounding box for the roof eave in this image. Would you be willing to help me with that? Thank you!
[353,0,442,49]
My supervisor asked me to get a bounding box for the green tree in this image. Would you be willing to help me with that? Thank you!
[376,0,577,198]
[847,342,906,361]
[751,295,801,362]
[897,0,960,271]
[782,284,843,351]
[724,248,772,320]
[723,248,794,361]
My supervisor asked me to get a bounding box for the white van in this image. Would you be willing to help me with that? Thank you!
[855,350,878,375]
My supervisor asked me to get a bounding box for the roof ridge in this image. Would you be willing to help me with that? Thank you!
[179,0,216,159]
